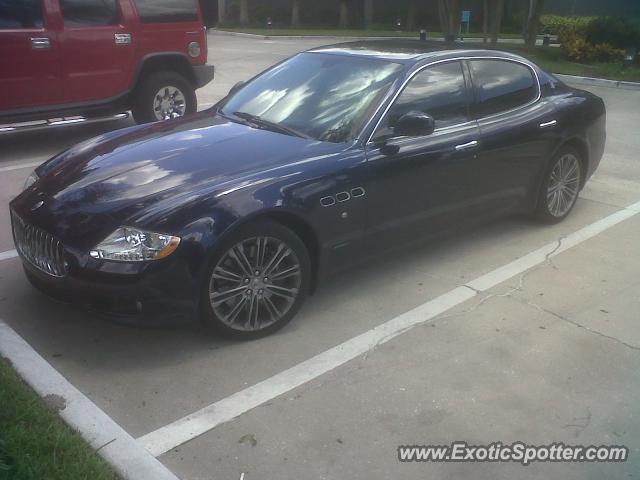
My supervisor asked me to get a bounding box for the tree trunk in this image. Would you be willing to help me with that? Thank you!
[339,0,348,28]
[239,0,249,25]
[437,0,462,41]
[406,0,416,31]
[291,0,300,27]
[482,0,489,43]
[363,0,373,29]
[523,0,545,48]
[489,0,504,46]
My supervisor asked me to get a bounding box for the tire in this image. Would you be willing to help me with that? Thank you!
[131,71,197,124]
[200,220,311,339]
[535,146,583,224]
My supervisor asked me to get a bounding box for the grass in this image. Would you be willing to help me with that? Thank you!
[506,46,640,82]
[217,26,522,39]
[0,358,118,480]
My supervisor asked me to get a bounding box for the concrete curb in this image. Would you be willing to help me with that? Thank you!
[555,74,640,91]
[209,29,408,41]
[0,320,180,480]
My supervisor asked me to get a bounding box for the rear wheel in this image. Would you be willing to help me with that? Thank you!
[201,220,311,339]
[536,146,583,223]
[131,71,196,124]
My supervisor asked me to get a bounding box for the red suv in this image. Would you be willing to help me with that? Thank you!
[0,0,214,130]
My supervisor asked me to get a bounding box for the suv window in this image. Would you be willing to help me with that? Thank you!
[134,0,198,23]
[60,0,119,27]
[373,61,470,140]
[0,0,43,29]
[470,60,538,117]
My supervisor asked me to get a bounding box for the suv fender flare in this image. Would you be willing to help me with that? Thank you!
[130,53,196,92]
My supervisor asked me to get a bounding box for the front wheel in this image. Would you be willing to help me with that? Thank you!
[201,220,311,339]
[131,71,197,124]
[535,147,583,224]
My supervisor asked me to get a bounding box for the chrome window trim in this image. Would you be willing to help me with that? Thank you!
[362,56,542,145]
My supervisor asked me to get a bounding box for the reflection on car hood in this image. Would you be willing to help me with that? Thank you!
[18,112,346,247]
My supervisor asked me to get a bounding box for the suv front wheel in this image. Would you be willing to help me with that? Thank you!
[132,71,197,124]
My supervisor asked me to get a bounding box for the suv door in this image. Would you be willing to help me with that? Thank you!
[468,58,557,213]
[365,60,481,247]
[58,0,135,104]
[0,0,62,110]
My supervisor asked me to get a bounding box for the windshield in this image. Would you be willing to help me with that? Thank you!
[220,52,404,143]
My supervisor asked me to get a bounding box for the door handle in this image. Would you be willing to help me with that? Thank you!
[114,33,132,45]
[539,120,557,129]
[455,140,479,151]
[31,37,50,50]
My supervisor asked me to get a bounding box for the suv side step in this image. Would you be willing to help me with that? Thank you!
[0,113,129,134]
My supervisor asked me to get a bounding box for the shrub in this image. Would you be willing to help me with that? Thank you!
[540,15,595,35]
[585,17,640,50]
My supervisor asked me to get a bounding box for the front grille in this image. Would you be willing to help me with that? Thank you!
[11,211,68,277]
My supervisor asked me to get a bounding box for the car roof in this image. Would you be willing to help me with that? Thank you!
[307,39,530,66]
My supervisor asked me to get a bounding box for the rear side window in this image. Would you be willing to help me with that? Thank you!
[0,0,43,29]
[60,0,119,27]
[374,61,470,139]
[134,0,198,23]
[470,60,538,117]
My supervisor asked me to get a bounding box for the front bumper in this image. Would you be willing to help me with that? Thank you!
[19,255,201,326]
[193,64,215,89]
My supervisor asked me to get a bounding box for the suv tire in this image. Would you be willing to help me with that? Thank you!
[132,71,197,124]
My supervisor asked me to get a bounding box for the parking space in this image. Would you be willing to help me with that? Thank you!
[1,33,639,479]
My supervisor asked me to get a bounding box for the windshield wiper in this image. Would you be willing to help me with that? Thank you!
[232,111,312,139]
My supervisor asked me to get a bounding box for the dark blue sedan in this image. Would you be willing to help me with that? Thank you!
[10,41,606,338]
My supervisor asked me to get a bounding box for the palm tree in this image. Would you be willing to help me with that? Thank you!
[523,0,545,47]
[339,0,348,29]
[291,0,300,27]
[437,0,462,41]
[239,0,249,26]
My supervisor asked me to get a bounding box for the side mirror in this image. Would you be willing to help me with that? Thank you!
[229,80,245,95]
[394,111,435,137]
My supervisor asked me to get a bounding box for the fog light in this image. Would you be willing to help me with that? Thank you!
[188,41,201,58]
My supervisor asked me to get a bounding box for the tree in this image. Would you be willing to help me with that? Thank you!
[523,0,545,48]
[339,0,348,29]
[437,0,462,41]
[239,0,249,25]
[479,0,506,45]
[291,0,300,27]
[406,0,416,31]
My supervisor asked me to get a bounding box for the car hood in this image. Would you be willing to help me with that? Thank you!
[11,112,347,249]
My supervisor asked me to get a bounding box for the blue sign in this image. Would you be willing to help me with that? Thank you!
[461,10,471,23]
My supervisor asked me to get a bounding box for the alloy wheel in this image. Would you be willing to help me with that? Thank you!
[546,153,581,218]
[208,236,302,331]
[153,86,187,120]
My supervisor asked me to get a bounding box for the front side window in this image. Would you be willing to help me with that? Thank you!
[60,0,118,27]
[221,53,403,143]
[470,59,538,117]
[373,61,470,140]
[134,0,198,23]
[0,0,43,29]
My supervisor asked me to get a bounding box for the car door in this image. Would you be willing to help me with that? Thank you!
[468,58,558,214]
[57,0,135,104]
[364,60,481,248]
[0,0,62,110]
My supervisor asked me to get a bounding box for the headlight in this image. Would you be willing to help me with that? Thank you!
[188,41,201,58]
[90,227,180,262]
[23,171,38,191]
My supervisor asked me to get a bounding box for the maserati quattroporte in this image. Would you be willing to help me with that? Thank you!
[10,41,606,338]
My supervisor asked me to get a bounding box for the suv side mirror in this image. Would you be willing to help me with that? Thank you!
[394,111,435,137]
[229,81,245,95]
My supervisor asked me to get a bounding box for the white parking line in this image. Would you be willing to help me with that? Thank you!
[139,199,640,457]
[0,161,42,173]
[0,250,17,261]
[0,320,180,480]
